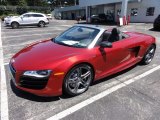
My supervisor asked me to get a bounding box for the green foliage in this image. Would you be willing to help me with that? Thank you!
[26,0,48,6]
[18,0,27,6]
[6,0,27,6]
[1,0,48,6]
[0,0,8,5]
[0,0,78,19]
[16,7,27,14]
[1,0,78,7]
[49,0,79,6]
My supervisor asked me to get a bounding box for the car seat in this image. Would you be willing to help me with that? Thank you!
[108,28,120,42]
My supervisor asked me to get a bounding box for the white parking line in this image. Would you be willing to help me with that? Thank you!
[4,63,9,65]
[2,33,55,39]
[0,23,9,120]
[47,65,160,120]
[1,24,71,31]
[1,27,67,34]
[2,38,49,48]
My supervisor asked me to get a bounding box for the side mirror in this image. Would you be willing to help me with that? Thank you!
[100,41,112,48]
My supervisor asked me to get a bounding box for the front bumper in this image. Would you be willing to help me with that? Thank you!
[45,21,49,25]
[4,20,11,26]
[9,64,64,97]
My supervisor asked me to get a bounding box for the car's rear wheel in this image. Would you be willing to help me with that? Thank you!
[38,21,45,27]
[141,44,156,65]
[11,22,19,29]
[63,64,94,96]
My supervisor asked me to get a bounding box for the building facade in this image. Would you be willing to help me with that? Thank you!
[54,0,160,23]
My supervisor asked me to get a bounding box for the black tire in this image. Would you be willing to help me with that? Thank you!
[63,64,94,96]
[38,21,45,27]
[141,44,156,65]
[11,22,19,29]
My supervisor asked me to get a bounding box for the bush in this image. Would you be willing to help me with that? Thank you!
[16,7,27,15]
[0,10,4,16]
[0,15,5,21]
[0,6,51,21]
[0,13,19,21]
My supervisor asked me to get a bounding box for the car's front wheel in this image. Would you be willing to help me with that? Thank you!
[141,44,156,65]
[38,21,45,27]
[63,64,94,96]
[11,22,19,29]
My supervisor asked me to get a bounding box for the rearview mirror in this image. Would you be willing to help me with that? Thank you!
[100,41,112,48]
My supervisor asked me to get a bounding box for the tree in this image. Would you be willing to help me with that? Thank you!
[18,0,27,6]
[27,0,48,6]
[7,0,27,6]
[49,0,79,7]
[1,0,48,6]
[0,0,8,5]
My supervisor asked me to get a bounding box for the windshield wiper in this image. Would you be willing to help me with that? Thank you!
[52,39,86,48]
[73,43,86,48]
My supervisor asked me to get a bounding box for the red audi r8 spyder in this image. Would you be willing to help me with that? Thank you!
[10,25,156,96]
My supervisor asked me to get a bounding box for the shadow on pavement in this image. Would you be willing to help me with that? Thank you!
[4,26,49,30]
[149,28,160,32]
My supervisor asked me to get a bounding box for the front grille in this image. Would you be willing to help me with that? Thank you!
[19,76,49,90]
[9,64,16,78]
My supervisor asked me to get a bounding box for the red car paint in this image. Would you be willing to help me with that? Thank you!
[10,30,156,96]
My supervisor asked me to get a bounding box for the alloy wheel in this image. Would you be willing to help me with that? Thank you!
[64,64,93,96]
[142,45,156,65]
[11,22,19,29]
[38,21,45,27]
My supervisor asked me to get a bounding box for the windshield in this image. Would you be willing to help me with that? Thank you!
[54,26,100,48]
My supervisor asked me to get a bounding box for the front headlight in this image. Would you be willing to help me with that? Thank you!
[23,70,52,78]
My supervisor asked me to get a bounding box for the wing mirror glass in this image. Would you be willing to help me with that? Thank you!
[100,41,112,48]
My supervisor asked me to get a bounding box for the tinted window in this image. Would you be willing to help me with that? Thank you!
[23,14,32,17]
[117,9,121,16]
[99,14,106,18]
[146,7,155,16]
[32,14,44,17]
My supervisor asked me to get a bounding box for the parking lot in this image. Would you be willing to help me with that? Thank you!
[1,20,160,120]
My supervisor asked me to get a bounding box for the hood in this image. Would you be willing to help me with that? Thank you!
[5,16,19,21]
[12,40,84,70]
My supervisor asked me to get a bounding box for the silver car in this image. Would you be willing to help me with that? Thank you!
[4,12,49,29]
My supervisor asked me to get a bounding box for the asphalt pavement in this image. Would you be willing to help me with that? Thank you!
[0,20,160,120]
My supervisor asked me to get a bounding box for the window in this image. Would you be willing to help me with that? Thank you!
[146,7,155,16]
[23,14,32,18]
[32,14,44,17]
[131,8,138,16]
[54,26,100,48]
[117,9,121,16]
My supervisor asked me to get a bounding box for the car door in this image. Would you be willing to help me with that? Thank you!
[32,14,41,24]
[95,33,136,79]
[20,14,33,25]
